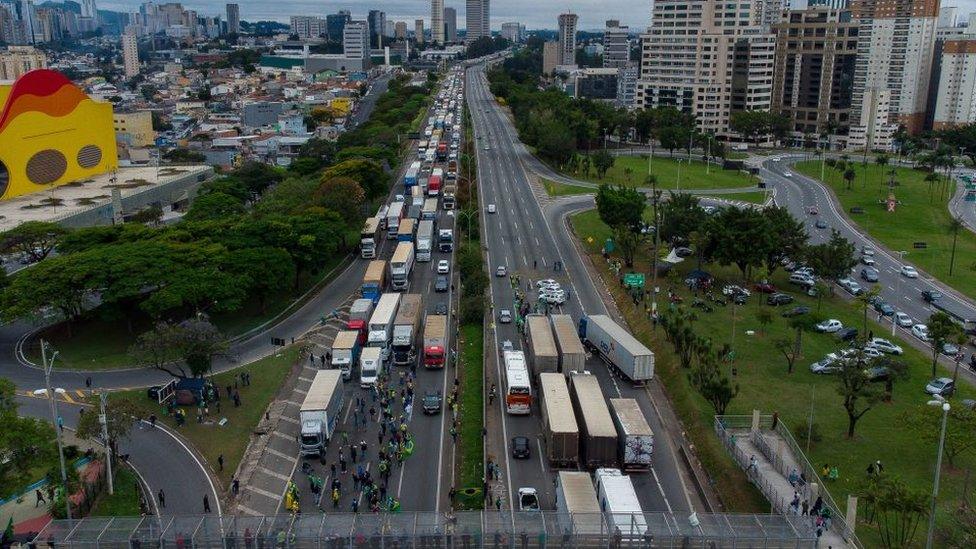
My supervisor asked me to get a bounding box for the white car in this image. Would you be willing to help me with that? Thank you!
[517,487,540,511]
[912,324,930,341]
[536,279,560,290]
[437,260,450,274]
[859,346,883,360]
[815,319,844,333]
[540,291,566,305]
[894,312,914,327]
[487,204,496,214]
[499,309,512,324]
[495,265,507,277]
[900,265,919,278]
[866,338,903,355]
[860,255,876,266]
[783,171,793,177]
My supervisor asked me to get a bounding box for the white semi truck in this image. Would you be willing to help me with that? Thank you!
[299,370,343,461]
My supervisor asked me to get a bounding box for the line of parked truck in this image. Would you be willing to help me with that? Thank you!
[554,469,648,537]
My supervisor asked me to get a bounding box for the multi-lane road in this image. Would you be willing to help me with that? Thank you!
[466,63,700,516]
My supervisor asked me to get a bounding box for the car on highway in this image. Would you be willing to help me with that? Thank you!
[866,338,903,355]
[496,265,507,277]
[815,220,828,229]
[942,342,961,356]
[860,255,876,266]
[894,312,914,327]
[435,275,449,292]
[782,306,811,318]
[862,246,875,256]
[807,205,818,215]
[499,309,512,324]
[767,293,794,306]
[423,391,442,414]
[872,299,895,317]
[816,319,844,333]
[860,268,880,285]
[540,290,566,305]
[924,377,955,397]
[487,204,496,214]
[501,340,514,352]
[517,488,540,511]
[921,290,943,303]
[511,436,530,459]
[912,324,930,341]
[437,260,450,274]
[537,279,561,291]
[838,278,864,295]
[783,171,793,177]
[434,302,448,315]
[900,265,919,278]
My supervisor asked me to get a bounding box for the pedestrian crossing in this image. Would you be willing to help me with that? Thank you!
[17,388,91,405]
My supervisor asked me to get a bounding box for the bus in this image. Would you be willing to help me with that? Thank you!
[360,217,380,259]
[504,351,532,415]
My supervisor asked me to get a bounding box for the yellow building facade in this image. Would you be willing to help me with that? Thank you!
[113,111,155,147]
[0,69,118,200]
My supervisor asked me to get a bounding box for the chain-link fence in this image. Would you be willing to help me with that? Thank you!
[34,511,817,549]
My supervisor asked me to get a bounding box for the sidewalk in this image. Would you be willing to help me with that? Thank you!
[716,416,850,548]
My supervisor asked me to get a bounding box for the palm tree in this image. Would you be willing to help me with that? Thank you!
[949,216,964,276]
[855,286,881,341]
[843,168,856,191]
[925,171,940,201]
[874,154,889,193]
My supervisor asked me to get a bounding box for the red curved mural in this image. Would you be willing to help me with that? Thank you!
[0,69,88,132]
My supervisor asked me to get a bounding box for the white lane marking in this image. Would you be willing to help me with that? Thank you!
[140,419,223,516]
[535,438,547,475]
[651,466,674,514]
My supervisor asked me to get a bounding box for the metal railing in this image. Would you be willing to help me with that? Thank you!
[714,415,863,548]
[34,512,817,549]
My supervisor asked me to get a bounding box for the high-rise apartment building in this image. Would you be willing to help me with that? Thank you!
[558,13,577,66]
[344,20,369,59]
[0,45,46,79]
[847,0,939,150]
[394,21,407,40]
[290,16,325,39]
[225,3,239,34]
[466,0,489,42]
[326,11,350,42]
[368,10,385,48]
[431,0,444,43]
[542,40,559,74]
[122,31,139,77]
[637,0,776,136]
[771,6,858,138]
[933,40,976,128]
[415,19,424,44]
[939,6,958,28]
[444,7,457,42]
[500,22,519,43]
[603,20,629,69]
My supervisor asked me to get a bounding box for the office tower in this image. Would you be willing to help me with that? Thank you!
[772,6,858,138]
[368,10,385,48]
[327,10,350,42]
[0,45,46,79]
[465,0,489,41]
[431,0,443,43]
[542,40,559,74]
[225,3,239,34]
[637,0,776,136]
[847,0,939,150]
[344,20,368,59]
[558,13,577,66]
[939,6,958,28]
[933,40,976,128]
[290,16,325,39]
[501,22,519,43]
[415,19,424,44]
[384,20,394,37]
[603,20,629,68]
[122,31,139,77]
[19,0,37,44]
[444,7,457,42]
[395,21,406,39]
[0,4,22,44]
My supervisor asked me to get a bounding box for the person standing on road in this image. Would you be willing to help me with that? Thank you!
[203,495,211,513]
[35,489,45,507]
[158,489,166,508]
[218,454,224,471]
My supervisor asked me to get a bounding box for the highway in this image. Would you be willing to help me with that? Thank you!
[466,63,699,515]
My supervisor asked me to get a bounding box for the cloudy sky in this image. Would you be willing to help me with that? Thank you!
[97,1,976,31]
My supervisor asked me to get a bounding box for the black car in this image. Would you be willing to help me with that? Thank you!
[435,302,449,315]
[922,290,943,303]
[675,247,694,258]
[423,391,442,414]
[860,268,879,283]
[511,436,530,459]
[835,327,858,342]
[872,300,895,317]
[782,306,811,318]
[435,275,449,292]
[767,293,794,306]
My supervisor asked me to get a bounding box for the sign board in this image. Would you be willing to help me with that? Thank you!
[623,273,645,289]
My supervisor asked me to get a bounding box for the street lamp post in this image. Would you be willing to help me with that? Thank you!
[99,392,115,495]
[40,340,71,519]
[925,398,951,549]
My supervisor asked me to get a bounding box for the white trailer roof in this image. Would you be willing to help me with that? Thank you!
[540,373,578,434]
[301,370,341,412]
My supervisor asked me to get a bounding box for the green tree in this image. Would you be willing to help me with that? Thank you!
[129,321,184,376]
[855,285,882,340]
[761,206,807,276]
[903,404,976,467]
[707,207,769,279]
[595,184,646,232]
[0,221,69,263]
[859,474,928,549]
[183,192,246,222]
[1,253,95,334]
[660,306,699,369]
[948,216,964,276]
[874,154,889,192]
[927,311,962,376]
[843,167,857,190]
[224,247,296,313]
[314,176,366,224]
[660,193,706,244]
[612,225,642,268]
[836,351,884,438]
[756,308,773,336]
[803,230,857,290]
[592,149,615,178]
[321,159,388,200]
[688,345,739,415]
[0,382,57,495]
[76,398,142,456]
[729,110,767,143]
[163,148,205,162]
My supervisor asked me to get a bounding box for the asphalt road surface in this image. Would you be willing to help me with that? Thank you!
[466,63,698,516]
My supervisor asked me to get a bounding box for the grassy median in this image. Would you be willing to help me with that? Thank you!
[455,323,485,510]
[571,208,976,545]
[564,155,759,191]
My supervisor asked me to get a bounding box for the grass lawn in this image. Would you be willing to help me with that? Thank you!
[110,346,301,486]
[455,323,484,510]
[542,178,594,197]
[565,155,759,191]
[571,208,976,545]
[29,254,346,370]
[795,160,976,298]
[88,465,142,516]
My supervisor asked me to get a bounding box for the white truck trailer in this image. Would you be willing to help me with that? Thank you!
[594,468,647,537]
[299,370,343,461]
[609,398,654,470]
[578,315,654,383]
